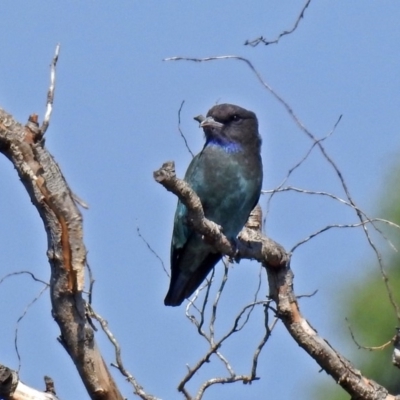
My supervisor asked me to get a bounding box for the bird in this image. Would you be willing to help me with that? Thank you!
[164,103,263,306]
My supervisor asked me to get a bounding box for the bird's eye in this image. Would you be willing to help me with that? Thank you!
[232,114,240,121]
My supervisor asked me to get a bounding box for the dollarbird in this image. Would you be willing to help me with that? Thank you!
[164,103,263,306]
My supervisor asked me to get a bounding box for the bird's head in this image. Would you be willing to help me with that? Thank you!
[200,103,261,151]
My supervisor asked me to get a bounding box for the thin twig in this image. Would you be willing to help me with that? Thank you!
[86,261,95,305]
[178,300,271,395]
[198,269,215,334]
[87,304,160,400]
[0,271,49,286]
[297,289,318,299]
[136,225,168,276]
[264,115,342,217]
[165,54,400,322]
[194,375,260,400]
[15,286,48,372]
[210,261,229,346]
[346,318,395,351]
[245,0,313,47]
[251,310,278,379]
[155,159,396,399]
[178,100,194,157]
[40,43,60,136]
[290,220,383,254]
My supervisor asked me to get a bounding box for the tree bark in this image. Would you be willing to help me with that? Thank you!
[0,108,124,400]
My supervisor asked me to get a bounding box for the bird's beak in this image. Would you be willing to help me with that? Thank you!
[200,116,223,129]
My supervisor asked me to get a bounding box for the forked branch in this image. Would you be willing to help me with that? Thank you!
[154,161,397,400]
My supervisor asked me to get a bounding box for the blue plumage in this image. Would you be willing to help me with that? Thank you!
[164,103,263,306]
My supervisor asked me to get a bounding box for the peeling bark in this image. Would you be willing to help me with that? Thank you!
[0,108,124,400]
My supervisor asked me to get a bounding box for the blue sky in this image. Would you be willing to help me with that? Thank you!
[1,1,400,399]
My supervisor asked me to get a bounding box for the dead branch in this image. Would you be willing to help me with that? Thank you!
[165,53,400,330]
[154,161,287,269]
[86,305,161,400]
[245,0,312,47]
[0,101,125,398]
[177,100,194,157]
[0,363,59,400]
[40,44,59,137]
[154,161,398,400]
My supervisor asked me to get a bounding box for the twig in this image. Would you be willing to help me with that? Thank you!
[86,260,95,305]
[136,225,168,276]
[209,261,229,346]
[297,289,318,299]
[155,160,397,399]
[165,54,400,322]
[251,310,278,379]
[178,300,271,396]
[245,0,313,47]
[0,270,49,286]
[264,115,342,217]
[87,304,161,400]
[346,318,395,351]
[194,375,260,400]
[15,286,48,372]
[40,44,60,136]
[177,100,194,157]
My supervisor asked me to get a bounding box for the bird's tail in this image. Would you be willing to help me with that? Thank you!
[164,253,221,306]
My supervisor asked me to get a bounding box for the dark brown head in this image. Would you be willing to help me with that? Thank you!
[200,103,261,151]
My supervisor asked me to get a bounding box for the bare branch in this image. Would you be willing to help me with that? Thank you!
[154,160,398,400]
[0,271,49,287]
[0,106,124,399]
[251,312,278,379]
[40,44,60,136]
[87,305,161,400]
[15,285,48,372]
[136,225,168,277]
[178,299,271,397]
[290,220,386,254]
[165,54,400,322]
[245,0,313,47]
[194,375,259,400]
[183,260,276,397]
[154,161,287,269]
[267,266,397,400]
[264,114,342,218]
[177,100,194,157]
[346,318,395,351]
[0,363,59,400]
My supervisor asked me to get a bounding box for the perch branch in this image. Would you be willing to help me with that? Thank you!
[154,161,398,400]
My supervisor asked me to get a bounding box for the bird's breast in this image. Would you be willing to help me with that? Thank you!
[188,146,262,238]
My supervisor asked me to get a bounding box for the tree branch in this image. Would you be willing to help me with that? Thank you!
[244,0,312,47]
[0,107,124,399]
[154,161,398,400]
[153,161,286,269]
[0,363,59,400]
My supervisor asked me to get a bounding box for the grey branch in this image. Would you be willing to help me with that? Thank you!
[244,0,312,47]
[0,107,124,399]
[154,161,398,400]
[87,305,161,400]
[153,161,286,269]
[0,363,59,400]
[40,44,60,136]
